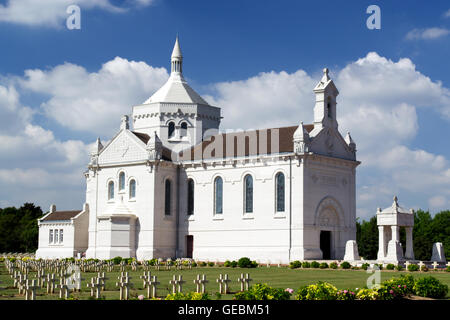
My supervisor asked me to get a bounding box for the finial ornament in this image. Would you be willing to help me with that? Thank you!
[323,68,329,76]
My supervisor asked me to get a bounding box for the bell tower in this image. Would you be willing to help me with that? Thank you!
[312,68,339,132]
[132,37,221,151]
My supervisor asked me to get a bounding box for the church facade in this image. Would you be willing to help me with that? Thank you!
[36,38,360,263]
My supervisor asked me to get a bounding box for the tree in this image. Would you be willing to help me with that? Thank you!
[0,203,43,253]
[356,216,378,259]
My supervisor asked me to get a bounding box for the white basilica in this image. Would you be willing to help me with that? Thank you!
[36,37,360,264]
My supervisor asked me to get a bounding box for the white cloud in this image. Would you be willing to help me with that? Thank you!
[19,57,168,135]
[444,9,450,18]
[1,51,450,218]
[0,0,155,28]
[406,27,450,40]
[206,52,450,219]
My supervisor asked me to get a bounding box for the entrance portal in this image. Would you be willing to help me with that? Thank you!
[320,231,331,259]
[186,235,193,258]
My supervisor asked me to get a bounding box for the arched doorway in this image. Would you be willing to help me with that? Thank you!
[315,196,343,260]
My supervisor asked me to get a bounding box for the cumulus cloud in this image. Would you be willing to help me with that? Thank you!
[19,57,168,135]
[1,51,450,217]
[0,0,155,28]
[206,52,450,218]
[406,27,450,40]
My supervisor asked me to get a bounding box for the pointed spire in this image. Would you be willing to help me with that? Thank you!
[293,121,310,154]
[171,36,183,74]
[171,36,182,59]
[146,131,163,161]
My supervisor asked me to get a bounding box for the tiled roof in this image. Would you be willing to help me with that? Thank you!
[179,124,313,161]
[42,210,80,221]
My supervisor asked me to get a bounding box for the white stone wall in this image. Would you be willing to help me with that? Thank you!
[35,222,75,259]
[177,157,295,264]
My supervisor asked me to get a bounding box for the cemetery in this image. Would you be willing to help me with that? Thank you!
[0,255,448,300]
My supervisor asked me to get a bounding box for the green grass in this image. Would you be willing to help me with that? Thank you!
[1,264,449,300]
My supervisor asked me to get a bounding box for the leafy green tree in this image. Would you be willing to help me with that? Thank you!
[413,210,433,261]
[356,216,378,259]
[0,203,43,252]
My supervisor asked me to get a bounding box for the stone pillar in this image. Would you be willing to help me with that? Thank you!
[405,227,414,260]
[377,226,386,260]
[391,225,399,242]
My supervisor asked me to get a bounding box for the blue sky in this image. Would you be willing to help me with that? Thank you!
[0,0,449,219]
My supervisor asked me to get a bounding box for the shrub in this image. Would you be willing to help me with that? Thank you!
[355,288,378,300]
[199,261,207,267]
[336,289,357,300]
[230,261,238,268]
[224,260,231,267]
[340,261,351,269]
[420,265,429,272]
[330,262,338,269]
[301,261,311,268]
[112,256,122,265]
[386,264,395,270]
[361,263,369,270]
[208,262,214,267]
[413,276,448,299]
[382,274,415,296]
[191,261,197,267]
[289,261,301,269]
[296,281,338,300]
[310,261,320,268]
[238,257,256,268]
[446,266,450,272]
[234,283,291,300]
[319,262,328,269]
[395,264,404,271]
[407,264,419,272]
[165,292,210,300]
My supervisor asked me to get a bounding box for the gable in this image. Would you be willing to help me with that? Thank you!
[309,127,355,161]
[98,130,148,165]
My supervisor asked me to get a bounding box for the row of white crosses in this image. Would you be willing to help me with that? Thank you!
[116,272,133,300]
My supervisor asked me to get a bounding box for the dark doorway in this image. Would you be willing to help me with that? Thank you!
[186,235,193,258]
[320,231,331,259]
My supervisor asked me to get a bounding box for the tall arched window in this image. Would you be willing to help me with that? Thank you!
[168,122,175,138]
[165,179,171,215]
[275,172,285,212]
[129,179,136,199]
[244,174,253,213]
[214,177,223,214]
[180,122,187,137]
[187,179,194,215]
[119,172,125,191]
[108,181,114,200]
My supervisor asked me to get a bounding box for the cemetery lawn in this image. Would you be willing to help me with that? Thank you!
[1,264,450,300]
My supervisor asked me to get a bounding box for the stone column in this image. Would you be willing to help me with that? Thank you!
[405,227,414,260]
[391,225,399,242]
[377,226,386,260]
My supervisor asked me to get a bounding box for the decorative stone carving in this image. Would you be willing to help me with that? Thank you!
[146,131,162,161]
[293,122,310,154]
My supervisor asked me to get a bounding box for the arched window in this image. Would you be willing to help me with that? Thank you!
[119,172,125,191]
[244,174,253,213]
[180,122,187,137]
[129,179,136,199]
[275,172,285,212]
[168,122,175,138]
[165,179,171,215]
[214,177,223,214]
[187,179,194,215]
[108,181,114,200]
